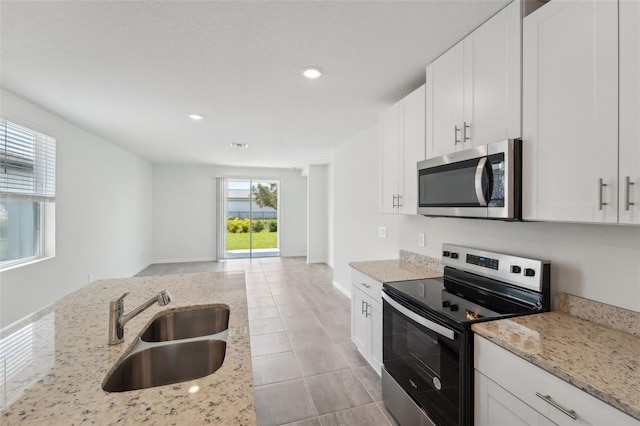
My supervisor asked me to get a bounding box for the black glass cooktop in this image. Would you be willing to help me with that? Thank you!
[383,277,533,328]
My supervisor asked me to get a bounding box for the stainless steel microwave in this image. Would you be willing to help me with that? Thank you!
[417,139,521,220]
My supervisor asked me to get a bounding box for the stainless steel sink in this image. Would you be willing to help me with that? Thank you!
[102,339,226,392]
[140,306,230,342]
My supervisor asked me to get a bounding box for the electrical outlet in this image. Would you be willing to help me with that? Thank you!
[418,233,425,247]
[378,226,387,239]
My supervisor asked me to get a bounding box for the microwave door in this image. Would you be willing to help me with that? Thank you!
[418,156,491,218]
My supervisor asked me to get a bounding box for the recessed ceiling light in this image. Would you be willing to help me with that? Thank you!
[229,142,249,149]
[189,114,205,121]
[302,67,322,79]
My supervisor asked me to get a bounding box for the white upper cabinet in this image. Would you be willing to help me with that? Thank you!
[522,0,622,223]
[380,85,425,214]
[463,0,521,147]
[619,0,640,225]
[380,103,401,214]
[426,0,521,159]
[426,41,464,158]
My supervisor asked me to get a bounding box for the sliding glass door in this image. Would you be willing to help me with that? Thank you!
[220,178,280,259]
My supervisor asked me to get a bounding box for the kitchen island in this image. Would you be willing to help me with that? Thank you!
[0,271,256,425]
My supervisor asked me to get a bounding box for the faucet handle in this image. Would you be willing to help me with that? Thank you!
[109,292,129,310]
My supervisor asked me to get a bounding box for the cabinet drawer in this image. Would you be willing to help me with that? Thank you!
[474,335,638,426]
[351,269,382,301]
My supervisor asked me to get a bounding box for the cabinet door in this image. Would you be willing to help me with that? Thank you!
[398,85,425,215]
[476,371,558,426]
[464,0,521,147]
[619,0,640,225]
[522,0,619,223]
[426,41,464,159]
[351,286,369,356]
[380,104,400,213]
[368,299,383,376]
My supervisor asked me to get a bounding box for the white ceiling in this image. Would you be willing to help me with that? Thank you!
[1,0,510,168]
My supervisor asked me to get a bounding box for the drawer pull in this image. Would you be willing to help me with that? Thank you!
[360,282,371,289]
[535,392,577,420]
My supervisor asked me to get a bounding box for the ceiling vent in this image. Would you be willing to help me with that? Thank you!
[229,142,249,149]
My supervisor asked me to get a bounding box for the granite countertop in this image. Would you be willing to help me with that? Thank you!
[349,257,443,283]
[1,271,256,425]
[472,311,640,421]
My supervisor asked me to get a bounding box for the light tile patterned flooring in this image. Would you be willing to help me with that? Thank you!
[137,257,398,426]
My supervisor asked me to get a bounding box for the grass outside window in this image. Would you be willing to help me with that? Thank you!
[227,230,277,250]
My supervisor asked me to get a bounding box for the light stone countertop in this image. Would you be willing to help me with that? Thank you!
[472,311,640,421]
[349,259,443,283]
[0,271,256,425]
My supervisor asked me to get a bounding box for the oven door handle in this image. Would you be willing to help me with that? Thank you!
[382,292,455,340]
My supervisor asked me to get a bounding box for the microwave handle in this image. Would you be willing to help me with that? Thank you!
[475,157,488,206]
[382,292,455,340]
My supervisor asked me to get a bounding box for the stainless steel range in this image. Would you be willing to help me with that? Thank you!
[381,244,550,426]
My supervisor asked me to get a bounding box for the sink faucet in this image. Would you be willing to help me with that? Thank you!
[108,290,172,345]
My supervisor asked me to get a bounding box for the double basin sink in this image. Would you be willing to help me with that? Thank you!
[102,305,230,392]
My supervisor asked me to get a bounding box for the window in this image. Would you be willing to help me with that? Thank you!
[0,119,56,269]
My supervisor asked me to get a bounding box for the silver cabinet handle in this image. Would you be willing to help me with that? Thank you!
[365,302,371,318]
[598,178,608,210]
[625,176,635,211]
[392,194,397,208]
[382,292,455,340]
[361,300,367,315]
[397,194,402,207]
[463,122,470,142]
[535,393,577,420]
[474,157,488,206]
[454,125,461,144]
[360,282,371,289]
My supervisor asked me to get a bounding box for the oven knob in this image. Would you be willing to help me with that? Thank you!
[524,268,536,277]
[510,265,522,274]
[442,300,451,308]
[450,304,459,311]
[450,252,459,259]
[442,251,451,257]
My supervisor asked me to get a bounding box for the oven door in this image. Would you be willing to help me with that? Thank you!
[417,145,492,218]
[382,291,461,426]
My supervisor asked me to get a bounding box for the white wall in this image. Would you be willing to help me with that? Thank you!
[0,89,153,328]
[327,160,335,268]
[331,125,400,295]
[307,164,329,264]
[152,165,307,262]
[397,216,640,312]
[331,124,640,312]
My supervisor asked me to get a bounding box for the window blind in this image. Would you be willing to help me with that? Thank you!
[0,119,56,202]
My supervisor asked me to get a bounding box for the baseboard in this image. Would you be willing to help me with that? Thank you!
[151,257,217,264]
[333,280,351,299]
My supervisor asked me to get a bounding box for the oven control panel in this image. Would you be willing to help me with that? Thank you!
[441,244,550,292]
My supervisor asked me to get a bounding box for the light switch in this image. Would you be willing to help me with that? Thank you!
[418,233,425,247]
[378,226,387,239]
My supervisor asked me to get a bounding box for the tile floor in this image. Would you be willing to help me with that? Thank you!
[137,257,399,426]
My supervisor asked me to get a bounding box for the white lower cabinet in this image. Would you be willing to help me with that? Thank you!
[474,335,639,426]
[476,370,557,426]
[350,269,383,375]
